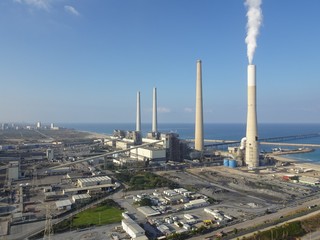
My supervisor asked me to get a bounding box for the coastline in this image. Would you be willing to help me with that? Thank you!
[271,154,320,171]
[79,130,111,139]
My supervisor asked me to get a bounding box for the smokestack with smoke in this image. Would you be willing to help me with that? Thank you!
[245,0,263,64]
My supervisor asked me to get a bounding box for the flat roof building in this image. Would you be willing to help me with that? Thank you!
[56,199,72,210]
[122,216,146,239]
[72,194,91,203]
[77,176,112,188]
[184,199,209,210]
[137,206,161,217]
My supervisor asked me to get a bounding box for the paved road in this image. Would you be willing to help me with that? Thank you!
[229,209,320,240]
[301,230,320,240]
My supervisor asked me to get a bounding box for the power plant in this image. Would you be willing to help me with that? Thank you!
[194,60,204,152]
[245,64,259,168]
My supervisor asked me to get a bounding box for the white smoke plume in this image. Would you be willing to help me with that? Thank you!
[245,0,263,64]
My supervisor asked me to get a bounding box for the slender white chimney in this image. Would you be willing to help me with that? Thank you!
[195,60,204,151]
[152,87,158,133]
[136,91,141,132]
[245,64,259,168]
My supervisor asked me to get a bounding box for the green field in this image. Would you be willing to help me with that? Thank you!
[72,202,123,228]
[115,171,180,190]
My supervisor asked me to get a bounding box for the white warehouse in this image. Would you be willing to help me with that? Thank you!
[130,147,166,161]
[77,176,112,188]
[122,216,148,239]
[184,199,209,210]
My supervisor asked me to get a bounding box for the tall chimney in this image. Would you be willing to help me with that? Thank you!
[152,87,158,133]
[195,60,204,151]
[136,91,141,132]
[245,64,259,168]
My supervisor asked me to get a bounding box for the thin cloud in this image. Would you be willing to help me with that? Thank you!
[64,5,80,16]
[14,0,51,11]
[184,107,193,113]
[158,107,171,113]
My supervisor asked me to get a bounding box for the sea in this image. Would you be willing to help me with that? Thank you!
[60,123,320,164]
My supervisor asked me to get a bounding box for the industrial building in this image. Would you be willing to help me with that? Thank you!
[184,199,209,210]
[72,194,91,204]
[116,140,132,150]
[76,176,112,188]
[55,199,72,210]
[46,148,54,161]
[7,161,20,180]
[130,147,166,162]
[162,133,188,162]
[113,157,145,166]
[62,183,115,195]
[122,213,148,239]
[137,206,161,217]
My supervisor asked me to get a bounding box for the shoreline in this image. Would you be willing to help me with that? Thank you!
[271,154,320,171]
[79,130,111,139]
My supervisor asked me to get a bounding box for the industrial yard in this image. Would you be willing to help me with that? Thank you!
[0,124,320,240]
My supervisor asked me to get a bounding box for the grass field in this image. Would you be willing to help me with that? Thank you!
[72,204,123,228]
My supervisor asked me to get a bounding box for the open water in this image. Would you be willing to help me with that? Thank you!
[60,123,320,164]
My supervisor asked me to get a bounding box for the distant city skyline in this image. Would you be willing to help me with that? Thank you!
[1,0,320,124]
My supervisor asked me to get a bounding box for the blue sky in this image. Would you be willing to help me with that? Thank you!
[0,0,320,124]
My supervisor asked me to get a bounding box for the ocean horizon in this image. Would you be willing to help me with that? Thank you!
[59,123,320,164]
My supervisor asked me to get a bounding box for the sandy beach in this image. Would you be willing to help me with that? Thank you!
[271,154,320,172]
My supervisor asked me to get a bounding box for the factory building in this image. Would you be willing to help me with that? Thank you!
[72,194,91,204]
[204,208,224,220]
[104,138,116,147]
[184,199,209,210]
[122,213,148,239]
[137,206,161,217]
[161,133,187,162]
[130,147,166,162]
[112,131,142,149]
[76,176,112,188]
[113,130,126,139]
[126,131,142,145]
[55,199,72,210]
[113,157,145,167]
[7,161,20,180]
[116,140,132,150]
[46,148,54,161]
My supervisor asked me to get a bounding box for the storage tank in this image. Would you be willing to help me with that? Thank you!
[229,160,237,168]
[223,159,229,167]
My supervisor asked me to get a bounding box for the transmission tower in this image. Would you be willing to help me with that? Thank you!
[43,205,53,240]
[32,166,38,188]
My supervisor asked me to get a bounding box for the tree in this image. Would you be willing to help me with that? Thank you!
[138,197,152,207]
